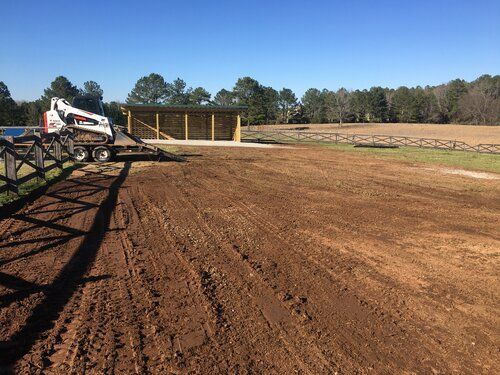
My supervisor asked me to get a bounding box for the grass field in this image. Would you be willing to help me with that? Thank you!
[320,143,500,173]
[253,123,500,145]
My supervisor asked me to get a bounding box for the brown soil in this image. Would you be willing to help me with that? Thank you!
[0,146,499,374]
[255,123,500,145]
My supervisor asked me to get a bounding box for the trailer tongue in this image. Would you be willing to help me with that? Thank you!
[43,95,184,162]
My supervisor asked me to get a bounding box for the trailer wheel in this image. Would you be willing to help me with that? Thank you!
[92,146,113,162]
[74,146,89,162]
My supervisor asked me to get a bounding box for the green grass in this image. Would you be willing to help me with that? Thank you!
[0,162,79,206]
[317,143,500,173]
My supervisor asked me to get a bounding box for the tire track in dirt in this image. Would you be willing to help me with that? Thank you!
[1,163,131,373]
[119,185,232,372]
[181,151,499,374]
[140,168,337,373]
[0,169,115,347]
[41,197,158,374]
[39,172,233,373]
[148,152,496,374]
[160,166,444,373]
[1,146,498,374]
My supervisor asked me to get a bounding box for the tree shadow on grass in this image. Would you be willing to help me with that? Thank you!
[0,161,131,373]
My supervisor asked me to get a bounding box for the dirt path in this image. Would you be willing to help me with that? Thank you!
[0,146,498,374]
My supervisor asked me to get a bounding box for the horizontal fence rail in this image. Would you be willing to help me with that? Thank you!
[0,130,74,195]
[241,130,500,154]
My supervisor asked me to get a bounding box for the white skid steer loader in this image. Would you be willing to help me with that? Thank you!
[43,95,184,162]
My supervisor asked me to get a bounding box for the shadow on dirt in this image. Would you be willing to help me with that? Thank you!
[243,139,284,145]
[0,273,110,309]
[0,164,84,220]
[177,153,204,157]
[114,152,189,162]
[0,162,130,372]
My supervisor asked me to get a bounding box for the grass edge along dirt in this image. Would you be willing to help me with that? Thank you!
[312,143,500,174]
[0,162,79,206]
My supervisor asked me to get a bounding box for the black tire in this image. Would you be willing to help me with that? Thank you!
[73,146,89,162]
[92,146,113,162]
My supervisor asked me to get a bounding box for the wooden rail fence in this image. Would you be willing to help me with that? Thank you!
[242,130,500,154]
[0,131,74,195]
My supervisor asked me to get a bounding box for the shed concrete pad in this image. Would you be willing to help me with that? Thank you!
[143,139,289,148]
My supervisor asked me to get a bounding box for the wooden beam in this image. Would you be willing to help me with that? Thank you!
[4,136,18,195]
[185,113,189,140]
[211,113,215,141]
[156,112,160,139]
[234,114,241,142]
[34,138,45,181]
[134,117,174,140]
[127,110,132,133]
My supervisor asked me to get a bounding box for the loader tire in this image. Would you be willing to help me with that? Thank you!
[74,146,89,162]
[92,146,113,162]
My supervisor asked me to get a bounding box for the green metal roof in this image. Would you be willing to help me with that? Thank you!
[121,103,247,112]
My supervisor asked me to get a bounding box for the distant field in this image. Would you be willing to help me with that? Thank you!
[252,123,500,145]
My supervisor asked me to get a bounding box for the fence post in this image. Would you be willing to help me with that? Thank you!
[4,136,18,195]
[54,135,62,170]
[34,137,45,181]
[67,129,74,159]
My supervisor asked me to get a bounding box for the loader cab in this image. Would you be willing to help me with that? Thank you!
[72,95,105,117]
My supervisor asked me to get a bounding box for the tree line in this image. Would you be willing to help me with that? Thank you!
[1,73,498,127]
[221,75,499,125]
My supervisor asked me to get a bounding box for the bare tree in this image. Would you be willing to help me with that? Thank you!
[432,85,449,123]
[335,88,350,126]
[458,84,500,124]
[324,90,337,123]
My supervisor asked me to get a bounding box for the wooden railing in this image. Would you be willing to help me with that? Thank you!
[241,130,500,154]
[0,131,74,195]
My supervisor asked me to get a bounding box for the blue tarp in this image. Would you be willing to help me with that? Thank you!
[1,128,25,137]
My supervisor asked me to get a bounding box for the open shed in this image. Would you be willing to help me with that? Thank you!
[121,104,245,142]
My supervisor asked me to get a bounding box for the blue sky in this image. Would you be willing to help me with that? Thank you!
[1,0,498,102]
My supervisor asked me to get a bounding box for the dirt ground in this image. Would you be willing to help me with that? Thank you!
[255,123,500,145]
[0,146,499,374]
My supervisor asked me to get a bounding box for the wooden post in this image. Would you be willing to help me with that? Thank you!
[128,110,132,133]
[234,114,241,142]
[54,135,62,170]
[34,138,45,181]
[4,136,18,195]
[67,129,74,159]
[184,113,189,140]
[156,112,160,140]
[211,113,215,141]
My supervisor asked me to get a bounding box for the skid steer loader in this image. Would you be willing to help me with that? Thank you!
[43,95,184,162]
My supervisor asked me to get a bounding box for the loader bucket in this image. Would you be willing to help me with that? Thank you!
[114,130,185,162]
